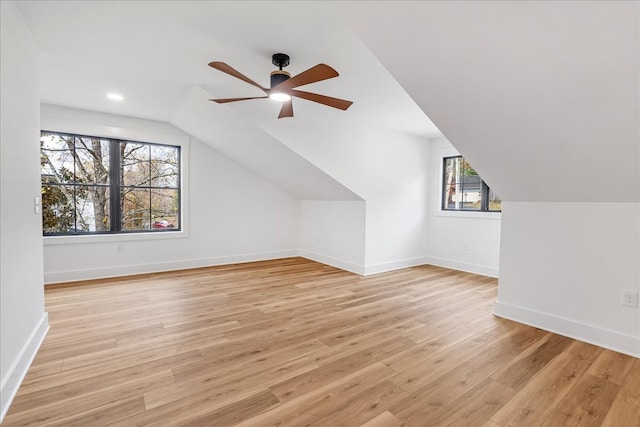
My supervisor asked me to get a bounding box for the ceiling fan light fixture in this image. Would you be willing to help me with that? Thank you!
[269,70,291,101]
[269,92,291,102]
[208,53,353,118]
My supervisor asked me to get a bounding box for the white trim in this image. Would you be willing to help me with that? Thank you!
[43,229,189,246]
[494,300,640,358]
[364,256,431,276]
[44,252,499,284]
[424,256,499,278]
[299,250,365,275]
[434,210,502,220]
[0,313,49,423]
[44,250,298,284]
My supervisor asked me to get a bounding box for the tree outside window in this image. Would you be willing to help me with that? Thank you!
[40,131,180,235]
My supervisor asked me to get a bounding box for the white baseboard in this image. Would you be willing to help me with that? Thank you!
[44,250,298,284]
[423,256,499,278]
[364,256,431,276]
[495,300,640,358]
[303,253,498,278]
[44,250,500,284]
[0,313,49,423]
[299,250,365,275]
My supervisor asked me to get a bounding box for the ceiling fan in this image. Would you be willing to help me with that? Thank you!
[208,53,353,119]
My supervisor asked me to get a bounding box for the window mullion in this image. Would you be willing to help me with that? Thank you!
[442,158,447,210]
[484,189,487,211]
[480,181,487,211]
[110,139,121,232]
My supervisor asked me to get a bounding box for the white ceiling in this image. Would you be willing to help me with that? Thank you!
[16,1,441,138]
[343,1,639,203]
[16,1,639,203]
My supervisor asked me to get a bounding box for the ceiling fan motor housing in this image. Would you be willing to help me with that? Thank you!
[270,70,290,88]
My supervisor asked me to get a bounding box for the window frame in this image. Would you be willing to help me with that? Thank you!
[41,130,182,237]
[441,155,501,213]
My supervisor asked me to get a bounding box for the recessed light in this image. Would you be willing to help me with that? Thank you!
[106,93,124,101]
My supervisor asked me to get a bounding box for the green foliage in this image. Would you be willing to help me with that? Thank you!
[40,140,75,232]
[41,132,179,233]
[41,183,74,232]
[461,160,478,176]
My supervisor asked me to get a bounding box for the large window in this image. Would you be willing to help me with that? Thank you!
[41,131,180,235]
[442,156,501,212]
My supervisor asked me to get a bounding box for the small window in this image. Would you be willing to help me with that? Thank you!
[442,156,501,212]
[41,131,180,235]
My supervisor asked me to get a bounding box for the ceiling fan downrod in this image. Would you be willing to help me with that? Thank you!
[271,53,291,88]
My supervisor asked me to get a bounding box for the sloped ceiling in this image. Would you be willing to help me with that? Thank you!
[15,1,439,201]
[16,1,639,203]
[171,85,361,200]
[343,1,639,202]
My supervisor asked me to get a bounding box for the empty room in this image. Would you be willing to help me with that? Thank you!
[1,1,639,426]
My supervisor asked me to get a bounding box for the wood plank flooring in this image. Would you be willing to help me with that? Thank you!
[4,257,639,426]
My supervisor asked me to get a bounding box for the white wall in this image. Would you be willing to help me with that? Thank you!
[347,1,639,357]
[346,1,639,204]
[425,137,501,277]
[41,106,301,283]
[172,93,499,277]
[170,86,361,201]
[265,125,433,275]
[0,2,49,421]
[497,202,640,357]
[41,107,502,283]
[299,200,366,274]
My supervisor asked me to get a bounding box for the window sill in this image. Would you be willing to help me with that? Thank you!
[43,230,189,246]
[434,210,502,220]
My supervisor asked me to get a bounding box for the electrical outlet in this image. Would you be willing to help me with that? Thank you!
[622,290,639,308]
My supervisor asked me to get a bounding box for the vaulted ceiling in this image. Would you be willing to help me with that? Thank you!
[17,1,442,200]
[345,1,639,203]
[16,1,639,203]
[16,1,441,132]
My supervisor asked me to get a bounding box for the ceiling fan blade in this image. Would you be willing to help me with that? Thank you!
[208,62,268,92]
[274,64,339,91]
[290,90,353,110]
[278,100,294,119]
[209,96,268,104]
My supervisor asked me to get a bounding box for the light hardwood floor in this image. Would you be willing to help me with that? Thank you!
[4,258,639,426]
